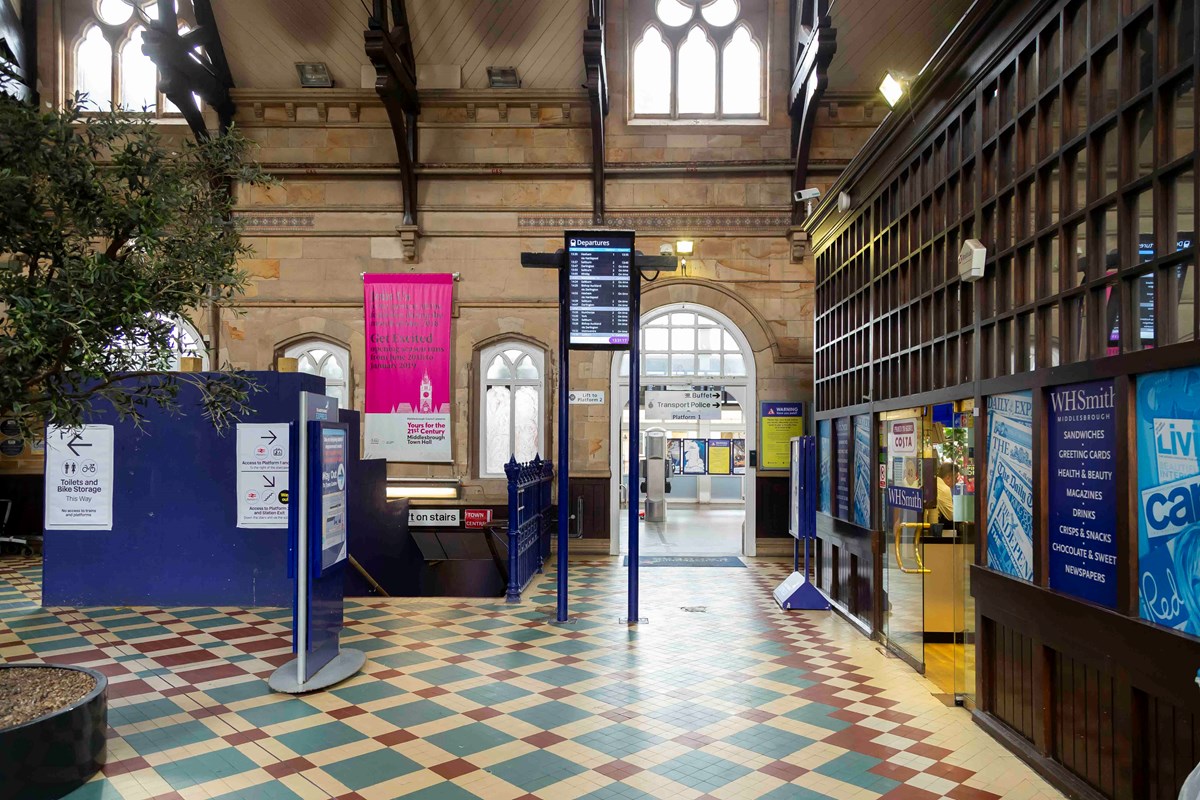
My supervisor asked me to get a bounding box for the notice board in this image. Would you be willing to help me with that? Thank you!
[760,402,804,470]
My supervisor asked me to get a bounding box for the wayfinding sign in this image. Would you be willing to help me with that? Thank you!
[236,423,290,528]
[645,389,721,420]
[45,425,114,530]
[565,230,634,349]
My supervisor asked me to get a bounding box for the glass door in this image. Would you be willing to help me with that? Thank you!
[881,409,927,670]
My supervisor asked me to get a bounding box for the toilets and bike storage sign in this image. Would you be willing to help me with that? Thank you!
[44,425,115,530]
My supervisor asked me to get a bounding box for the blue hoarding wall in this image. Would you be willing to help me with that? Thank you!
[834,417,850,519]
[986,391,1034,581]
[852,414,871,527]
[1137,366,1200,634]
[43,372,324,607]
[818,419,831,513]
[1048,380,1118,607]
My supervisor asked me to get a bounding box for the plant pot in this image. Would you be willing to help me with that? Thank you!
[0,663,107,800]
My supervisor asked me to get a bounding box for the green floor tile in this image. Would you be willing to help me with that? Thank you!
[323,747,423,790]
[426,721,515,756]
[275,720,367,755]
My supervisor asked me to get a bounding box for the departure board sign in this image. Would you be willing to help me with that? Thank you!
[565,230,634,349]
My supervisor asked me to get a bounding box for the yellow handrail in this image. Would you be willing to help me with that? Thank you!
[894,521,931,574]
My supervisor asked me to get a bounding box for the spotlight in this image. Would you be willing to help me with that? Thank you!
[880,72,907,107]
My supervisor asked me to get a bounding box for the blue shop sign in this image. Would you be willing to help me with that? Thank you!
[1047,380,1117,608]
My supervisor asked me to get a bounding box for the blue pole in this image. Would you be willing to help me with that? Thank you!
[556,264,570,623]
[627,266,641,623]
[505,456,520,603]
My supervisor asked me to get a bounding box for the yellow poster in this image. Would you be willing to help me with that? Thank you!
[707,439,732,475]
[760,402,805,470]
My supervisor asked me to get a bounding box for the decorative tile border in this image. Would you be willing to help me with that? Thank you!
[235,214,315,230]
[519,213,791,231]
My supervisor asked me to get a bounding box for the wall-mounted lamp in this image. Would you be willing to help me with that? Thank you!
[386,478,462,500]
[487,66,521,89]
[296,62,333,88]
[879,72,907,108]
[674,239,694,256]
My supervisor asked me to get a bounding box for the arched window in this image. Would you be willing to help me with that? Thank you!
[620,310,747,379]
[76,26,112,110]
[285,340,351,408]
[630,0,764,120]
[109,314,209,371]
[71,0,192,117]
[479,342,545,477]
[119,28,157,111]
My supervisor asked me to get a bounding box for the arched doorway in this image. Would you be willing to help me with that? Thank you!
[609,303,757,556]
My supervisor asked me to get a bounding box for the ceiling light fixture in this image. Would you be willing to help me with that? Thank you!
[487,66,521,89]
[295,62,333,88]
[386,478,462,500]
[879,72,907,108]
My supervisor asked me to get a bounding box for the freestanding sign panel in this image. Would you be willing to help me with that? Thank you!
[45,425,114,530]
[236,423,290,528]
[565,231,634,349]
[1048,380,1117,607]
[314,424,348,575]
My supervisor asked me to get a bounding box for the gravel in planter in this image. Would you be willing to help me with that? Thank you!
[0,666,97,729]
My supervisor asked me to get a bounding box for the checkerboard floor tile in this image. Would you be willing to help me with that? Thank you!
[0,556,1065,799]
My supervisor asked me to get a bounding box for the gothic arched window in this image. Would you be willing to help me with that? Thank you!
[479,342,545,477]
[630,0,765,120]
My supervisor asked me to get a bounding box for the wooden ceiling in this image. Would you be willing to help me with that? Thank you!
[825,0,974,93]
[209,0,968,93]
[213,0,586,91]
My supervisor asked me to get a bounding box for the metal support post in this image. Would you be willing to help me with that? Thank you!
[556,264,571,623]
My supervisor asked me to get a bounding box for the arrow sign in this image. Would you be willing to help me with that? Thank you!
[261,430,278,445]
[262,475,276,488]
[67,433,92,457]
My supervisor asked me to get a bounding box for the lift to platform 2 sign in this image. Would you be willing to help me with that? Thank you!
[1048,380,1117,608]
[565,231,633,349]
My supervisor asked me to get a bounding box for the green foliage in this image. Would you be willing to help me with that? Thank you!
[0,78,271,436]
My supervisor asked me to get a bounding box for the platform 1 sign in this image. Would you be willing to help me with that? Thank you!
[645,390,721,420]
[236,424,290,528]
[45,425,114,530]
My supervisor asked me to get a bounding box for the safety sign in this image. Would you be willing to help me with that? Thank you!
[45,425,115,530]
[236,423,290,529]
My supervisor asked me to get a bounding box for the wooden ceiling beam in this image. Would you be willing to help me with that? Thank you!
[137,0,236,139]
[789,0,837,224]
[366,0,419,229]
[584,0,608,224]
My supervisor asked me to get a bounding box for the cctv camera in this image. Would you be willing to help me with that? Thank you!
[659,243,674,256]
[794,188,821,202]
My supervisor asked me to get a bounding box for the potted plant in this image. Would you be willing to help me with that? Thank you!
[0,663,107,799]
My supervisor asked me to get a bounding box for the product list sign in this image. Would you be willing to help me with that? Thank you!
[1047,381,1118,608]
[44,425,114,530]
[566,232,633,348]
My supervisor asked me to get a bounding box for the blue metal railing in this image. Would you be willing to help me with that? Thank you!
[503,455,554,603]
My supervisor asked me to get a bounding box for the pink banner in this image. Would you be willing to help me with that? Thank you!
[363,273,453,461]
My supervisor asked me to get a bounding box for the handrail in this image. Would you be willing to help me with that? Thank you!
[894,521,931,574]
[503,455,555,603]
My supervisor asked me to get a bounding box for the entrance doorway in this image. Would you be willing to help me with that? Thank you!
[609,304,757,556]
[880,401,977,705]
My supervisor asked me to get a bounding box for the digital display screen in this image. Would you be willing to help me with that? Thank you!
[566,230,634,349]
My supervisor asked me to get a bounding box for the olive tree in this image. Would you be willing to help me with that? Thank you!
[0,77,270,435]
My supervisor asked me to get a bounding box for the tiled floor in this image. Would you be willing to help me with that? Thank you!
[0,556,1064,800]
[618,507,744,556]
